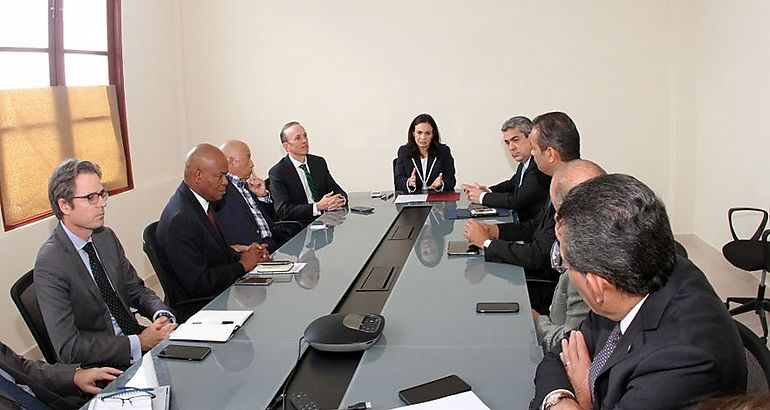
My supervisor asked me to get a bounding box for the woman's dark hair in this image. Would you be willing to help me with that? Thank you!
[406,113,442,157]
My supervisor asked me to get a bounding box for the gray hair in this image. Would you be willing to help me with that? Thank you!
[48,159,102,219]
[279,121,301,143]
[500,116,532,135]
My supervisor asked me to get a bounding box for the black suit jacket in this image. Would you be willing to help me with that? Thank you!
[0,342,84,410]
[484,200,557,278]
[216,178,281,252]
[394,144,456,193]
[156,183,246,318]
[484,158,550,222]
[268,154,347,223]
[531,257,747,409]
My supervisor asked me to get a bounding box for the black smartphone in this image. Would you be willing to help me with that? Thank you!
[475,302,520,313]
[398,374,472,405]
[158,344,211,361]
[235,277,273,286]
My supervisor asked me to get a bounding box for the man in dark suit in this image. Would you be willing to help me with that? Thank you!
[268,121,347,224]
[35,159,176,367]
[464,112,581,312]
[217,139,290,253]
[532,174,746,410]
[462,116,550,222]
[156,144,269,321]
[0,341,121,409]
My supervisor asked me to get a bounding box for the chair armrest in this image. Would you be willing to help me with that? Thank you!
[728,207,768,241]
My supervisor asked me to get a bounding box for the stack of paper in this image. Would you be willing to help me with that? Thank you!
[393,391,491,409]
[170,310,252,342]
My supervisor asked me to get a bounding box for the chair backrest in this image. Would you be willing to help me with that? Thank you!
[734,319,770,394]
[10,270,58,364]
[142,221,182,307]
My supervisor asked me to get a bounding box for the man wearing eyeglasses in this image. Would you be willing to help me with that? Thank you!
[34,159,176,368]
[532,174,745,409]
[461,116,551,222]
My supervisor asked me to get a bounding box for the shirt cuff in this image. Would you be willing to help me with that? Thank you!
[128,335,142,363]
[483,239,493,249]
[312,203,321,216]
[153,310,176,323]
[479,191,487,204]
[257,192,272,203]
[541,389,576,410]
[406,183,416,193]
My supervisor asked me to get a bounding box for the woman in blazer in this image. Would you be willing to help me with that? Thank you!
[394,113,456,193]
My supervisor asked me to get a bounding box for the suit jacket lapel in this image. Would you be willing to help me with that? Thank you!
[593,275,679,397]
[229,180,258,230]
[180,183,228,249]
[52,224,104,305]
[283,156,307,200]
[513,162,525,184]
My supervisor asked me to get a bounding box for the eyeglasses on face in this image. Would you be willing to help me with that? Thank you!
[550,240,569,274]
[72,189,109,205]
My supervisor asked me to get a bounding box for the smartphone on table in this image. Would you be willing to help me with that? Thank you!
[235,276,273,286]
[475,302,520,313]
[158,344,211,361]
[398,374,472,404]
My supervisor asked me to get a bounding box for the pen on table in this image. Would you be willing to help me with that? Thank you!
[191,321,234,324]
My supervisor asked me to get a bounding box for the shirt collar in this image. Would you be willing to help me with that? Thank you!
[187,185,210,213]
[288,155,307,169]
[619,294,649,334]
[61,221,90,251]
[522,157,531,169]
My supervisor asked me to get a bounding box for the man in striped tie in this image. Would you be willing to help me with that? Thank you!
[532,174,746,410]
[35,159,176,368]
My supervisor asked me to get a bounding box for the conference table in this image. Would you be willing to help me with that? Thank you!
[86,192,543,409]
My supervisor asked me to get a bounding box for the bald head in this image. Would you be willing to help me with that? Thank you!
[184,143,229,201]
[550,159,606,210]
[220,139,253,180]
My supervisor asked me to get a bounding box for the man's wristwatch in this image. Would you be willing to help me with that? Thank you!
[543,391,576,409]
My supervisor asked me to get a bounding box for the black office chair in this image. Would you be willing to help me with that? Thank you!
[262,177,306,241]
[734,319,770,394]
[142,221,213,323]
[722,207,770,341]
[10,270,58,364]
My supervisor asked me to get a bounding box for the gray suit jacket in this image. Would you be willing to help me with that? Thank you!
[0,342,83,409]
[34,224,168,366]
[533,272,589,352]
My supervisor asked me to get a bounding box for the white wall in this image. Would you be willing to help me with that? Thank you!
[176,0,675,212]
[4,0,769,355]
[0,0,187,355]
[692,1,770,249]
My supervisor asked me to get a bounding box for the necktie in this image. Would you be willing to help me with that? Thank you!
[518,163,528,187]
[206,204,221,234]
[82,242,144,335]
[0,374,50,410]
[235,180,272,238]
[588,324,622,395]
[298,163,321,202]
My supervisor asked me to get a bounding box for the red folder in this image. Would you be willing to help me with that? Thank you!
[426,192,460,202]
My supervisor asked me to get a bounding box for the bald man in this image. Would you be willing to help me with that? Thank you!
[216,140,290,252]
[156,144,269,321]
[533,159,605,352]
